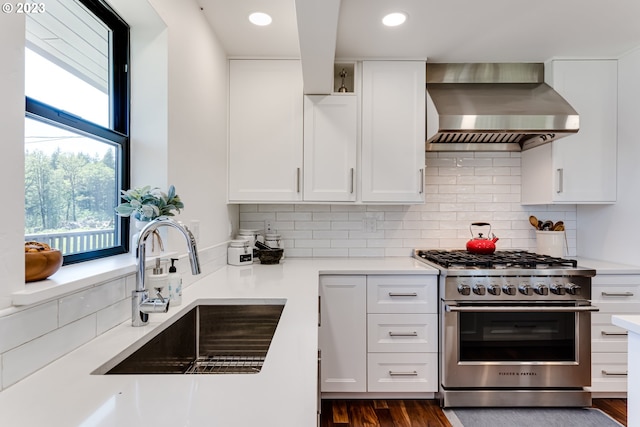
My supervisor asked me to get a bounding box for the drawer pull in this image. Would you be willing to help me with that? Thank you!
[601,292,634,297]
[389,370,418,377]
[389,331,418,337]
[388,292,418,297]
[601,331,628,336]
[601,370,628,376]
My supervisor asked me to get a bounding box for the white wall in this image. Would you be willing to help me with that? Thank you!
[0,0,234,390]
[148,0,236,249]
[110,0,236,250]
[576,50,640,265]
[0,12,26,309]
[240,152,578,257]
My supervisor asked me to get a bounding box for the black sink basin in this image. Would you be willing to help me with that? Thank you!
[93,301,285,375]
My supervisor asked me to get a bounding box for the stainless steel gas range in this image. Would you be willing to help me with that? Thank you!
[413,249,598,408]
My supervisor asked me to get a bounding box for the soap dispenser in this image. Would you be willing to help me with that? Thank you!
[167,258,182,306]
[147,257,168,297]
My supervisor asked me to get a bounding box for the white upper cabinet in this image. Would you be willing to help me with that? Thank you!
[228,60,303,202]
[361,61,426,203]
[228,60,426,204]
[521,60,617,204]
[303,95,357,202]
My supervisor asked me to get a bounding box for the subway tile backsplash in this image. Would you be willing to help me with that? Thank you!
[0,245,227,391]
[240,152,577,258]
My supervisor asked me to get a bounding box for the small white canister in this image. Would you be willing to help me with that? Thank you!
[227,239,253,266]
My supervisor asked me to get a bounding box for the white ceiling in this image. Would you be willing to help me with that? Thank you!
[197,0,640,62]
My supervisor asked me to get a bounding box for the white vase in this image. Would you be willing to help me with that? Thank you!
[132,219,164,258]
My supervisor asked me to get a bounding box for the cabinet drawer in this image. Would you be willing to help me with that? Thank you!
[367,275,437,314]
[367,314,437,353]
[592,323,628,350]
[590,352,627,393]
[367,353,438,393]
[593,283,640,303]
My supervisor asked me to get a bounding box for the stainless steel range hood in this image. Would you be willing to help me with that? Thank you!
[426,63,579,152]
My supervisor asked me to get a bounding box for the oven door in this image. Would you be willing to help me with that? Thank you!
[441,301,598,389]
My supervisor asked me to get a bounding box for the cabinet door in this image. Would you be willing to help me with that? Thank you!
[522,60,617,204]
[551,60,617,203]
[361,61,426,203]
[303,95,357,202]
[228,60,303,202]
[319,275,367,392]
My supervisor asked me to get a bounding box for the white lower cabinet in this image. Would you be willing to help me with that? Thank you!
[318,275,367,392]
[590,273,640,393]
[319,274,438,395]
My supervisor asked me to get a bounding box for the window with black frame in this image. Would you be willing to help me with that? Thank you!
[24,0,130,264]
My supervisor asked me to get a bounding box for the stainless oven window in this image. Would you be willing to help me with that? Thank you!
[458,309,576,362]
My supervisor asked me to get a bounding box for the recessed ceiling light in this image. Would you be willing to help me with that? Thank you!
[382,12,407,27]
[249,12,272,26]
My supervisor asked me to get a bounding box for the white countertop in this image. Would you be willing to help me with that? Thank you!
[0,258,435,427]
[612,315,640,335]
[577,257,640,274]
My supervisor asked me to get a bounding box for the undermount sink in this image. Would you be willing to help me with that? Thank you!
[92,300,285,375]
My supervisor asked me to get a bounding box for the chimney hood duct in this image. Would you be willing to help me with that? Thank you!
[426,63,579,152]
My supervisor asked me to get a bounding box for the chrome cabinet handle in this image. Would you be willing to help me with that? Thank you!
[388,331,418,337]
[445,304,599,313]
[389,371,418,377]
[318,295,321,327]
[601,331,628,336]
[601,292,634,297]
[556,168,564,193]
[388,292,418,297]
[601,370,628,376]
[296,168,301,193]
[419,169,424,194]
[350,168,354,194]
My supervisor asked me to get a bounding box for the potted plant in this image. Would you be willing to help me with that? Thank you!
[115,184,184,221]
[115,185,184,255]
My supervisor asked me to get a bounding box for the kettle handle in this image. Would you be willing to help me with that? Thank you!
[470,222,492,237]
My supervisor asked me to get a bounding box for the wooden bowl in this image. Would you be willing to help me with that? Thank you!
[25,249,63,282]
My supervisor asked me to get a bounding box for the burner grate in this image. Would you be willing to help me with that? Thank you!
[416,249,578,269]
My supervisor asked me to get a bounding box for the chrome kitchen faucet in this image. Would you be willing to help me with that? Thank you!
[132,217,201,326]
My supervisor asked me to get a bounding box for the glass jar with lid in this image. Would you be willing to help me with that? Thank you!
[265,233,284,260]
[227,239,253,266]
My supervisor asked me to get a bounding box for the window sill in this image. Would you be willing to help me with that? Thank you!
[12,254,138,306]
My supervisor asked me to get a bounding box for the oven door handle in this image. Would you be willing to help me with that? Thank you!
[444,304,599,313]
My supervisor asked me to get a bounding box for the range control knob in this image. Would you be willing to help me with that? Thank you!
[566,283,582,295]
[519,283,533,296]
[488,284,501,296]
[551,284,566,295]
[502,284,516,296]
[473,284,486,296]
[458,284,471,296]
[534,284,549,296]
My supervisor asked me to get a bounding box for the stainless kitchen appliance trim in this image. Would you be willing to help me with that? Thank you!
[412,249,597,408]
[426,63,579,152]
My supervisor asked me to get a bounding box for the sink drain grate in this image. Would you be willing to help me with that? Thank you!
[185,355,266,374]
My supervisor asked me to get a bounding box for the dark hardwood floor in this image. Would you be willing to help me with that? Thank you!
[593,398,627,426]
[320,398,627,427]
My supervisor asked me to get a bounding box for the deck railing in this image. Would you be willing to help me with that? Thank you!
[25,229,116,255]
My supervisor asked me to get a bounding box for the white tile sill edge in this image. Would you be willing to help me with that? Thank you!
[12,254,139,306]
